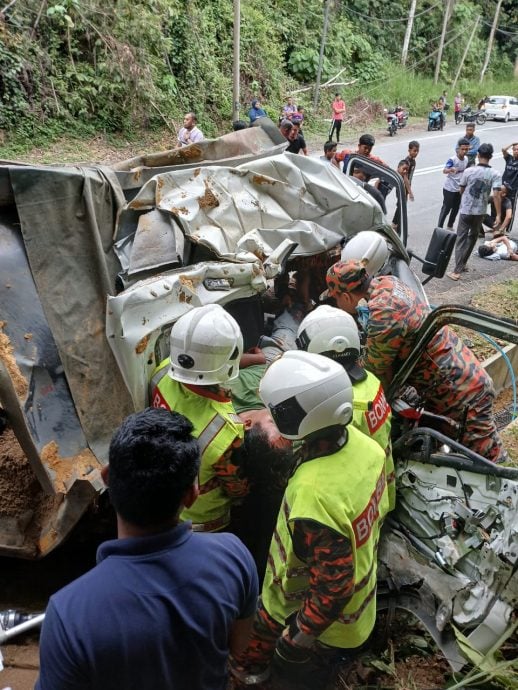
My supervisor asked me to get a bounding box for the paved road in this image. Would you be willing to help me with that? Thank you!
[371,119,518,305]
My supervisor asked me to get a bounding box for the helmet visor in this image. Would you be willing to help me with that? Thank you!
[268,396,306,438]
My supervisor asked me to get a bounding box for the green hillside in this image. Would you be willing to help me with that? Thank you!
[0,0,516,147]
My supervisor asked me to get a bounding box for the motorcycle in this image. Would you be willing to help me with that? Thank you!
[427,108,444,131]
[385,108,409,136]
[455,105,487,125]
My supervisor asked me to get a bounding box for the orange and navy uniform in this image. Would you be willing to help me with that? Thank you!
[364,275,504,462]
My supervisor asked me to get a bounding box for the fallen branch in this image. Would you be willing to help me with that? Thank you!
[1,0,17,14]
[30,0,47,38]
[290,77,358,95]
[150,100,177,135]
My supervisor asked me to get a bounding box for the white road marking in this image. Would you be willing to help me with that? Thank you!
[414,153,504,176]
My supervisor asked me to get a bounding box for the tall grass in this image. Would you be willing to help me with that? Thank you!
[316,65,518,119]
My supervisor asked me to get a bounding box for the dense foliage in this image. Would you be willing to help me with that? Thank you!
[0,0,516,140]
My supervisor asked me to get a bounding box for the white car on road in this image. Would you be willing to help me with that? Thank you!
[484,95,518,122]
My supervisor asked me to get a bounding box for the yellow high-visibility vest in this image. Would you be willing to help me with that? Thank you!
[262,425,389,649]
[150,358,244,531]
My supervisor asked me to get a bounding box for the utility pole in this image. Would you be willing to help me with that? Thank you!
[479,0,503,83]
[232,0,240,122]
[401,0,417,66]
[452,15,480,90]
[434,0,454,85]
[313,0,331,112]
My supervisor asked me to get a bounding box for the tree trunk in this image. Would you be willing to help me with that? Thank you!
[452,15,480,90]
[232,0,240,122]
[479,0,503,83]
[313,0,331,112]
[401,0,417,66]
[434,0,455,85]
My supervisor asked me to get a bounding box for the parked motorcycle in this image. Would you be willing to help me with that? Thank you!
[385,107,409,136]
[427,108,444,131]
[455,105,487,125]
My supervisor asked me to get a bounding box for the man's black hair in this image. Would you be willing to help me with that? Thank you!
[457,137,470,147]
[408,140,420,149]
[359,133,375,146]
[478,143,493,159]
[397,159,409,169]
[233,119,248,131]
[324,140,337,154]
[478,245,494,258]
[108,408,200,527]
[233,424,294,491]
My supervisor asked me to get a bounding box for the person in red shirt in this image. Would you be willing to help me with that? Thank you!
[333,134,388,173]
[329,93,346,143]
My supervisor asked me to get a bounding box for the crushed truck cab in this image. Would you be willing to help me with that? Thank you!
[0,128,516,668]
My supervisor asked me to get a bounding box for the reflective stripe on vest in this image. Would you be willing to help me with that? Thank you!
[353,372,396,512]
[262,425,389,649]
[149,358,243,529]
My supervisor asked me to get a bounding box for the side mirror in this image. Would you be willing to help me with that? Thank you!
[408,227,456,285]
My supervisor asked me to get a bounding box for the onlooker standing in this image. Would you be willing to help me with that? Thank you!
[329,93,346,143]
[454,93,463,118]
[465,123,480,167]
[248,98,267,124]
[404,140,420,202]
[36,408,258,690]
[320,140,338,164]
[292,106,305,126]
[447,143,501,281]
[392,159,410,232]
[279,118,294,141]
[501,142,518,202]
[438,137,470,229]
[286,122,308,155]
[177,112,204,147]
[334,133,388,171]
[282,96,297,121]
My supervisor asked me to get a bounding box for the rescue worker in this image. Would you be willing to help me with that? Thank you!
[340,230,389,275]
[149,304,247,532]
[323,260,506,463]
[230,351,389,690]
[296,305,395,510]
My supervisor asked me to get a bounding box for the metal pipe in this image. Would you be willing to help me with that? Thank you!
[0,614,45,645]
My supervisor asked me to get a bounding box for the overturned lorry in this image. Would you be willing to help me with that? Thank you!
[0,124,517,667]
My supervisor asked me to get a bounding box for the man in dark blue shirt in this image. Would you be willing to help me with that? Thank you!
[36,408,258,690]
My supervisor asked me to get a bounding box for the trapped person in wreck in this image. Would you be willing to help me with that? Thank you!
[36,408,259,690]
[230,351,389,690]
[323,260,507,463]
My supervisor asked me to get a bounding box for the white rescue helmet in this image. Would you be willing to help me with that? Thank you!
[296,305,360,357]
[259,351,353,440]
[169,304,243,385]
[341,231,389,275]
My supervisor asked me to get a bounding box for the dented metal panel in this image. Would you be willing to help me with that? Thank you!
[106,261,268,409]
[382,450,518,665]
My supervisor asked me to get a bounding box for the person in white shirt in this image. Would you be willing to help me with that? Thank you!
[438,138,470,229]
[177,112,204,147]
[478,231,518,261]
